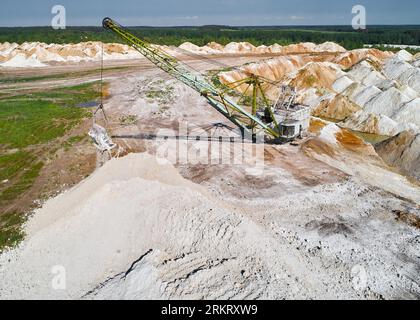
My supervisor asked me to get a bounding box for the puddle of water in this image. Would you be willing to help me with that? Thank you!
[76,101,98,108]
[317,117,390,145]
[318,116,341,124]
[349,130,390,145]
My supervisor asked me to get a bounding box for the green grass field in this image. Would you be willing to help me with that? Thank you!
[0,82,99,251]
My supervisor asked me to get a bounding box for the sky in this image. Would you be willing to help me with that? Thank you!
[1,0,420,27]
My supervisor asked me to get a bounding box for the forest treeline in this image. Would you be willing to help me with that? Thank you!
[1,25,420,52]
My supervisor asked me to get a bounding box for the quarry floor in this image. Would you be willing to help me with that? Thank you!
[0,54,419,300]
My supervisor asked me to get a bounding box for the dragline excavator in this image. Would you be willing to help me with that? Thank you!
[100,17,310,145]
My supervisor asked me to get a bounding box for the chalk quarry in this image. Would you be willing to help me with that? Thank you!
[0,40,419,300]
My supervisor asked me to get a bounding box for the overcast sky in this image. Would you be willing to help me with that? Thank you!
[1,0,419,27]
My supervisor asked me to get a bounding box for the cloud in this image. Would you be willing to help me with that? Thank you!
[289,15,305,20]
[182,16,199,20]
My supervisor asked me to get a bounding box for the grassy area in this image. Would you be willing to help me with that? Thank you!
[143,80,175,105]
[0,82,100,251]
[0,84,97,148]
[0,212,25,250]
[145,88,174,101]
[119,115,138,126]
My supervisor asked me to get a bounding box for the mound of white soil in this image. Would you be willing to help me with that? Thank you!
[330,52,420,135]
[178,42,202,53]
[345,84,382,107]
[381,51,420,95]
[340,110,417,136]
[0,53,47,68]
[347,60,379,82]
[334,49,393,69]
[363,87,411,117]
[394,49,414,62]
[0,40,346,68]
[0,153,222,299]
[312,94,361,121]
[393,98,420,129]
[0,41,142,67]
[179,41,346,55]
[289,62,345,91]
[219,55,311,99]
[224,42,258,53]
[317,42,347,52]
[332,75,354,93]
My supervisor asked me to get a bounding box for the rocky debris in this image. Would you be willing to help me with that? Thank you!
[375,130,420,181]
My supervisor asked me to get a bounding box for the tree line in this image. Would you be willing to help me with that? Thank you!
[1,25,419,52]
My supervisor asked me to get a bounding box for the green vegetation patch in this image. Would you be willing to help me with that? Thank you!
[0,81,100,251]
[303,75,317,87]
[119,114,138,126]
[0,161,43,201]
[143,80,175,105]
[0,212,26,251]
[0,84,95,149]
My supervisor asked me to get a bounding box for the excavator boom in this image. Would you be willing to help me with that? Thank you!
[102,17,280,140]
